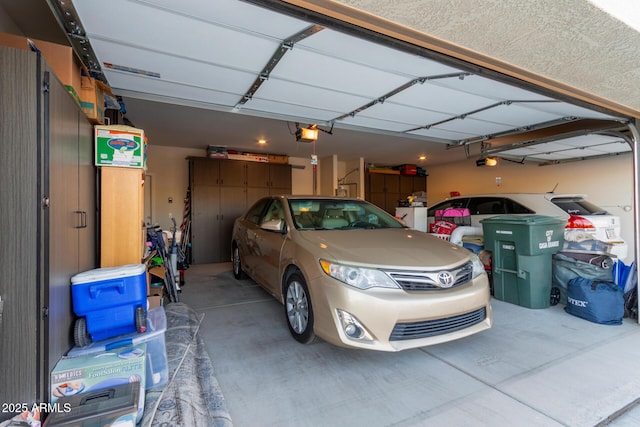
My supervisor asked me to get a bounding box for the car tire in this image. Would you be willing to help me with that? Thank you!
[232,244,247,280]
[284,272,319,344]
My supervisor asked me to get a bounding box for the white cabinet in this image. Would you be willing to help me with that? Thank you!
[395,207,428,232]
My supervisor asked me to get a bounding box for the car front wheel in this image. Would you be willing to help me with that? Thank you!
[232,244,247,280]
[284,272,318,344]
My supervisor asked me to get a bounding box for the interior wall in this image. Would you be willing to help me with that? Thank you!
[427,154,635,263]
[319,155,337,196]
[145,145,203,230]
[340,158,362,198]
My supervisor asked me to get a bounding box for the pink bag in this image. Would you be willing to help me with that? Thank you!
[435,207,470,218]
[435,207,471,227]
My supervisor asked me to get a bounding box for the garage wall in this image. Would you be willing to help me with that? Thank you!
[145,145,204,230]
[427,154,635,263]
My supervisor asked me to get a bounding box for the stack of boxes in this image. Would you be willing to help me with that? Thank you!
[206,145,290,164]
[0,32,112,125]
[47,264,169,425]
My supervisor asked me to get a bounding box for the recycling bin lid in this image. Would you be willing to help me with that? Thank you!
[480,214,566,225]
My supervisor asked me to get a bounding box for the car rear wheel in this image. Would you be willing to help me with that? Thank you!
[232,244,247,280]
[284,273,318,344]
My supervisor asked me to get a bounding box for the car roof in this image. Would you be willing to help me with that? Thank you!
[442,193,586,199]
[279,195,365,202]
[428,193,596,218]
[433,193,587,204]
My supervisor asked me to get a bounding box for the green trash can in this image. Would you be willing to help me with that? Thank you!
[480,215,566,308]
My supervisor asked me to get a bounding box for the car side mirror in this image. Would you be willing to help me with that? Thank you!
[260,218,286,233]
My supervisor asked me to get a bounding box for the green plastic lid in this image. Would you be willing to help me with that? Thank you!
[480,214,565,225]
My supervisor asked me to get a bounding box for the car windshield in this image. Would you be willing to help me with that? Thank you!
[288,198,406,230]
[550,197,609,215]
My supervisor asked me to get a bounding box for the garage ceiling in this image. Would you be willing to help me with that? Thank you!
[19,0,640,166]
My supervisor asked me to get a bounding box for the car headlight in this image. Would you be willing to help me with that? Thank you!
[470,254,486,279]
[319,260,399,289]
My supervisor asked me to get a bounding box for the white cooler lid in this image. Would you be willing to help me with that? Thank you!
[71,263,146,285]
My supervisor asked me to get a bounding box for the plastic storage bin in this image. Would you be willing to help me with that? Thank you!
[67,306,169,391]
[481,215,566,309]
[71,264,147,344]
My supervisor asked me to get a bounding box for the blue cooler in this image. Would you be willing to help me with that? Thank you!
[72,264,147,344]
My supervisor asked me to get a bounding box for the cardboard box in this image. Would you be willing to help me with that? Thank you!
[80,76,109,124]
[95,125,147,168]
[148,294,163,309]
[147,265,165,308]
[268,154,289,164]
[0,32,82,104]
[368,168,400,175]
[42,382,139,427]
[207,145,228,159]
[51,344,147,422]
[227,153,269,163]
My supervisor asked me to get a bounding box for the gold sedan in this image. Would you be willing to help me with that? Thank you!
[232,196,492,352]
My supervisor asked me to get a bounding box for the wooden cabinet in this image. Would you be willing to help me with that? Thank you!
[246,161,292,206]
[100,167,145,267]
[366,173,399,214]
[400,174,426,194]
[366,172,427,214]
[189,158,291,263]
[0,46,96,414]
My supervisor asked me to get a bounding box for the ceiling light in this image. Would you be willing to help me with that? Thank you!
[476,157,498,167]
[258,139,267,144]
[295,127,318,143]
[418,155,426,160]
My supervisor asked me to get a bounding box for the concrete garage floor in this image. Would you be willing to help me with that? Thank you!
[180,262,640,427]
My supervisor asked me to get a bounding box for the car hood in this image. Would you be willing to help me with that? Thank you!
[296,228,472,269]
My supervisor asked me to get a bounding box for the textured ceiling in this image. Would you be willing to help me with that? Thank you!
[330,0,640,116]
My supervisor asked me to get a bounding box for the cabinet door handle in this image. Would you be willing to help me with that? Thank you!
[74,211,82,228]
[75,211,88,228]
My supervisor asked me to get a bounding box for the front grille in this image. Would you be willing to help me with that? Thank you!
[389,307,487,341]
[386,261,473,291]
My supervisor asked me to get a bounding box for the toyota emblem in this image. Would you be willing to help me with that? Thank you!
[437,271,454,288]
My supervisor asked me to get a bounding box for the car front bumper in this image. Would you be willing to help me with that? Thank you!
[307,273,492,352]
